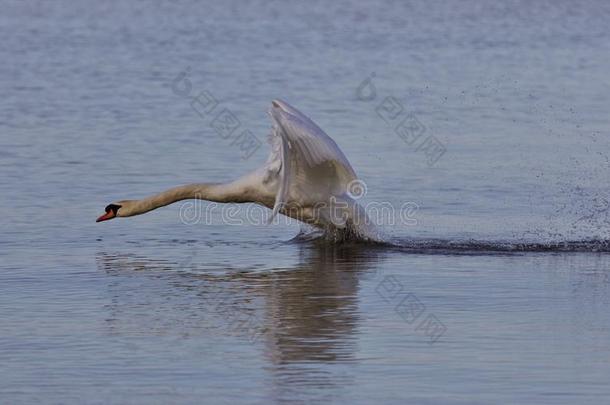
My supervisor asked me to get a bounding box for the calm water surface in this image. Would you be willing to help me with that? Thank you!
[1,1,610,403]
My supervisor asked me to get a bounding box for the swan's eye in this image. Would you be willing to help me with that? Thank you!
[105,204,121,214]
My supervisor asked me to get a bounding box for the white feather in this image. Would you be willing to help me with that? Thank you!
[265,99,358,223]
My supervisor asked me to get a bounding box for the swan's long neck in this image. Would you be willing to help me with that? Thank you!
[118,182,252,217]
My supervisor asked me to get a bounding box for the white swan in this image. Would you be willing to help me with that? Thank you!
[96,100,375,240]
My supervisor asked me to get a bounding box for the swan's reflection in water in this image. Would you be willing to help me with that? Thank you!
[96,242,384,395]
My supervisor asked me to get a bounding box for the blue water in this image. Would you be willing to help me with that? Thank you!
[2,1,610,403]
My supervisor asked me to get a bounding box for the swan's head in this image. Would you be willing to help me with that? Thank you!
[97,200,140,222]
[96,203,122,222]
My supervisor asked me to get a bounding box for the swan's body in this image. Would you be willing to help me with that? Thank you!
[97,100,375,240]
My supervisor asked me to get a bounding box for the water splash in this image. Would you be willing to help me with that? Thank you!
[293,224,610,253]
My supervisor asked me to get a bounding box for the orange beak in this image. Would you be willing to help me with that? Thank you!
[96,211,116,222]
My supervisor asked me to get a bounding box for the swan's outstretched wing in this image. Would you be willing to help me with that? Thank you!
[266,99,358,221]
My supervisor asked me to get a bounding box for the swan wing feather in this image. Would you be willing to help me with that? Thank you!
[266,99,357,222]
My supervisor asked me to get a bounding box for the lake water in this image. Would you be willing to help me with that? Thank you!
[2,1,610,403]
